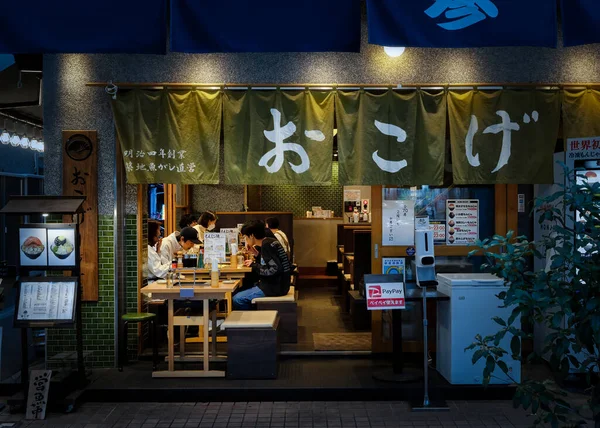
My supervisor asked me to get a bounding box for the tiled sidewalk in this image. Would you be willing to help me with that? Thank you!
[0,401,535,428]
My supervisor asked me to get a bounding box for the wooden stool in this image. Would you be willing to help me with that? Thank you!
[222,311,280,379]
[252,286,298,343]
[119,313,158,371]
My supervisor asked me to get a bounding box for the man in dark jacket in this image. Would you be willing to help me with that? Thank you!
[232,220,291,310]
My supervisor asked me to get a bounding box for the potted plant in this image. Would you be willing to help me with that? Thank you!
[467,166,600,427]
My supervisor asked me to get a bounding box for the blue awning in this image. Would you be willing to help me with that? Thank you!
[170,0,361,53]
[0,0,167,54]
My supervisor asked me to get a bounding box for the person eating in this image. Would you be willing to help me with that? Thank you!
[232,220,291,310]
[147,220,170,279]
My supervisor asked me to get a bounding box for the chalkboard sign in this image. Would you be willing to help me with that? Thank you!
[14,277,78,328]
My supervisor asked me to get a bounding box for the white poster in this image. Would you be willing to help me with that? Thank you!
[204,232,227,264]
[446,200,479,246]
[382,199,415,246]
[47,228,76,267]
[17,281,76,321]
[19,228,47,266]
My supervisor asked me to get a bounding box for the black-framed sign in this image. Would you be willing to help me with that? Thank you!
[19,224,77,269]
[14,277,78,328]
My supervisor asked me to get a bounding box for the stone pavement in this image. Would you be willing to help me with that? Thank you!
[0,402,536,428]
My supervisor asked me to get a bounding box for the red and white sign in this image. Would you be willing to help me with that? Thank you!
[366,282,406,310]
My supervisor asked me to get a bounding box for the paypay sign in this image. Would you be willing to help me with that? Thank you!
[365,275,406,310]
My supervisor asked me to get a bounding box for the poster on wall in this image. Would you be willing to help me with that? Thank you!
[446,200,479,246]
[382,199,415,246]
[47,227,77,267]
[15,278,77,326]
[382,258,406,283]
[204,233,227,264]
[430,221,447,244]
[19,228,48,267]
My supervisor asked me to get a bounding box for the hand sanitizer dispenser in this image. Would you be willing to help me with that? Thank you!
[415,229,436,287]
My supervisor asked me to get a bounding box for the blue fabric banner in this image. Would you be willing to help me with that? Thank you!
[171,0,361,53]
[367,0,557,48]
[562,0,600,47]
[0,0,166,54]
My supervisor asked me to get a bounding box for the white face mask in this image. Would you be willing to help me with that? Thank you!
[207,224,215,231]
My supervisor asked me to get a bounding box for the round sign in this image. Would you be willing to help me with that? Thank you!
[406,247,416,256]
[65,134,93,161]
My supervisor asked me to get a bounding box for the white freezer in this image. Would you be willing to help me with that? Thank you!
[436,273,521,385]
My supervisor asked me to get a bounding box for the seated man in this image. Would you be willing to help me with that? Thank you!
[233,220,291,310]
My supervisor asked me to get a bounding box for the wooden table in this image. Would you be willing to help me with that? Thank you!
[140,280,240,378]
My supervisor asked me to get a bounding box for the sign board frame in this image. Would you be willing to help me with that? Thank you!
[18,224,78,270]
[14,277,79,328]
[364,274,406,311]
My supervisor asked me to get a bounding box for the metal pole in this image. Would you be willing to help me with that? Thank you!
[422,291,430,407]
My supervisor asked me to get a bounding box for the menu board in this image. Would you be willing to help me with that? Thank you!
[16,279,77,326]
[220,228,239,251]
[18,224,77,269]
[204,232,227,263]
[446,200,479,245]
[382,199,415,246]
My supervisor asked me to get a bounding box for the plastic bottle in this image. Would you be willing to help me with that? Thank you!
[210,259,219,288]
[197,248,204,268]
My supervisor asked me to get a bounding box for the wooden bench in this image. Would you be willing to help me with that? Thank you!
[252,286,298,343]
[221,311,280,379]
[348,290,371,331]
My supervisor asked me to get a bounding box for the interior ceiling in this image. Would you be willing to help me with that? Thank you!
[0,54,43,125]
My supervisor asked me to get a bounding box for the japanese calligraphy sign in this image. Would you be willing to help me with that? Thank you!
[566,137,600,165]
[26,370,52,420]
[224,90,334,185]
[62,130,98,301]
[382,198,414,246]
[336,90,446,185]
[111,89,222,184]
[366,282,405,310]
[448,90,561,184]
[366,0,557,48]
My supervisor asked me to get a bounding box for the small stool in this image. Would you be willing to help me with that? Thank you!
[120,313,158,371]
[222,311,280,379]
[252,287,298,343]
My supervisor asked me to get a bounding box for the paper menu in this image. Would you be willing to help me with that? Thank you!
[446,199,479,245]
[203,232,227,263]
[17,281,76,321]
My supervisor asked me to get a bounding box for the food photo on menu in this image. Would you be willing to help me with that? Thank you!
[47,228,76,266]
[19,228,48,266]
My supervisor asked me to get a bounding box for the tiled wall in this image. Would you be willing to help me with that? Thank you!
[47,215,116,368]
[260,162,343,218]
[125,215,139,359]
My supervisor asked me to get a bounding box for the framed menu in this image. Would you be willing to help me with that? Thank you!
[446,200,479,245]
[15,277,78,327]
[220,228,239,251]
[18,224,77,269]
[203,233,227,264]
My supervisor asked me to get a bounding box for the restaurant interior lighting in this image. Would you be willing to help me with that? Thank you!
[0,119,10,144]
[9,134,21,147]
[20,135,30,149]
[384,46,406,58]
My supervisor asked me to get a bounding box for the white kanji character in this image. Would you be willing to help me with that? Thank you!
[149,163,156,172]
[178,150,187,159]
[372,120,408,173]
[425,0,499,30]
[167,149,176,159]
[187,163,196,173]
[159,149,166,158]
[125,161,134,172]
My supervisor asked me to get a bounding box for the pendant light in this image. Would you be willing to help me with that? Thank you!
[0,119,10,144]
[9,121,21,147]
[20,124,30,149]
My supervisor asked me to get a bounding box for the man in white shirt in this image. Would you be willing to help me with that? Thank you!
[265,217,290,260]
[159,226,201,265]
[148,220,170,279]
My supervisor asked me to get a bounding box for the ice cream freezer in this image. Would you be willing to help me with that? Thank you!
[436,273,521,385]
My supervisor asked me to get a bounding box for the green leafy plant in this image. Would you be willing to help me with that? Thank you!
[467,165,600,428]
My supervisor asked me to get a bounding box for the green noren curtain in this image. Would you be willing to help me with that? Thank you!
[111,89,222,184]
[335,89,446,185]
[224,90,334,185]
[448,89,561,184]
[562,89,600,139]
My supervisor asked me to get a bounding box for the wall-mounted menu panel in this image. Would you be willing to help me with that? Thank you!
[15,278,78,327]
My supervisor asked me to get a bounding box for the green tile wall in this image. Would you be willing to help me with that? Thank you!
[260,162,343,218]
[125,215,138,359]
[47,215,116,368]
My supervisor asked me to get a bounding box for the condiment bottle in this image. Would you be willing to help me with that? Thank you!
[210,259,219,288]
[177,251,183,269]
[197,248,204,268]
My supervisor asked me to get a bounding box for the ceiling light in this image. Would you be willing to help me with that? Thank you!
[20,135,30,149]
[0,131,9,144]
[30,137,38,151]
[384,46,406,58]
[10,134,21,147]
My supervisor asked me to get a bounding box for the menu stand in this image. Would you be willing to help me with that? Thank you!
[0,196,87,414]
